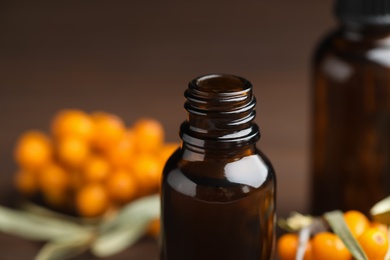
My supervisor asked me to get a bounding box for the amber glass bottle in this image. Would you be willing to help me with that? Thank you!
[160,74,276,260]
[311,0,390,216]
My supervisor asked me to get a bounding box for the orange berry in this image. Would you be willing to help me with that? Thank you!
[51,109,94,141]
[133,118,164,154]
[159,143,179,165]
[14,170,38,196]
[43,189,68,208]
[91,112,126,151]
[133,154,162,195]
[147,218,160,238]
[106,169,137,203]
[358,227,389,260]
[38,163,69,207]
[277,233,297,260]
[57,137,89,168]
[76,184,109,218]
[69,170,83,191]
[106,130,135,168]
[38,163,69,193]
[371,221,388,235]
[14,131,52,170]
[312,232,351,260]
[304,240,314,260]
[344,210,370,238]
[82,155,110,183]
[277,233,312,260]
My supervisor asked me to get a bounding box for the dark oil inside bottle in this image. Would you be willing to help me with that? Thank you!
[160,74,276,260]
[311,26,390,215]
[161,149,275,260]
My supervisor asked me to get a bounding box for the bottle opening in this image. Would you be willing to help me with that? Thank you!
[195,74,250,93]
[181,74,260,149]
[186,74,254,112]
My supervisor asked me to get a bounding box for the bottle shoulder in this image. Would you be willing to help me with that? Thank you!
[314,28,390,69]
[162,149,275,203]
[162,147,275,190]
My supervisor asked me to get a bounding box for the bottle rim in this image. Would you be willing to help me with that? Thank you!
[181,74,260,149]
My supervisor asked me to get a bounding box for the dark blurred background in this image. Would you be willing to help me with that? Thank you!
[0,0,334,258]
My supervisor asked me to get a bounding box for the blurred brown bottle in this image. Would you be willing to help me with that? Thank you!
[160,74,276,260]
[311,0,390,216]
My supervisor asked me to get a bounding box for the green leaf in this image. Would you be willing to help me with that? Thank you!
[385,225,390,260]
[92,221,149,257]
[324,210,368,260]
[296,226,311,260]
[100,194,160,232]
[91,194,160,257]
[295,217,328,260]
[277,212,313,232]
[370,196,390,225]
[0,206,89,241]
[21,201,103,226]
[35,232,93,260]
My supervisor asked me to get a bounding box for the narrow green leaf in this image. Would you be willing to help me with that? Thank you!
[277,212,313,232]
[370,196,390,225]
[92,221,148,257]
[277,219,295,233]
[92,194,160,257]
[100,194,160,232]
[0,206,89,241]
[324,210,368,260]
[296,226,310,260]
[295,217,328,260]
[22,201,102,226]
[385,225,390,260]
[35,232,93,260]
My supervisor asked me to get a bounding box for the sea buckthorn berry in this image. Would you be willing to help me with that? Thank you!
[277,233,298,260]
[312,232,351,260]
[38,163,69,193]
[159,143,180,165]
[358,227,389,260]
[133,118,164,154]
[51,109,94,142]
[133,154,162,195]
[14,170,38,196]
[370,221,388,236]
[38,163,70,207]
[43,188,68,208]
[304,239,314,260]
[91,112,126,152]
[106,130,135,168]
[57,136,89,168]
[277,233,313,260]
[106,169,137,203]
[343,210,370,238]
[82,155,110,183]
[69,170,83,191]
[14,131,52,170]
[76,184,109,218]
[13,112,171,217]
[147,218,161,238]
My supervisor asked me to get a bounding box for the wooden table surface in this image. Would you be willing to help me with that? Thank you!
[0,0,334,259]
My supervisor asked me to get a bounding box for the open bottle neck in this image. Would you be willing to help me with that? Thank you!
[180,74,261,151]
[181,140,258,160]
